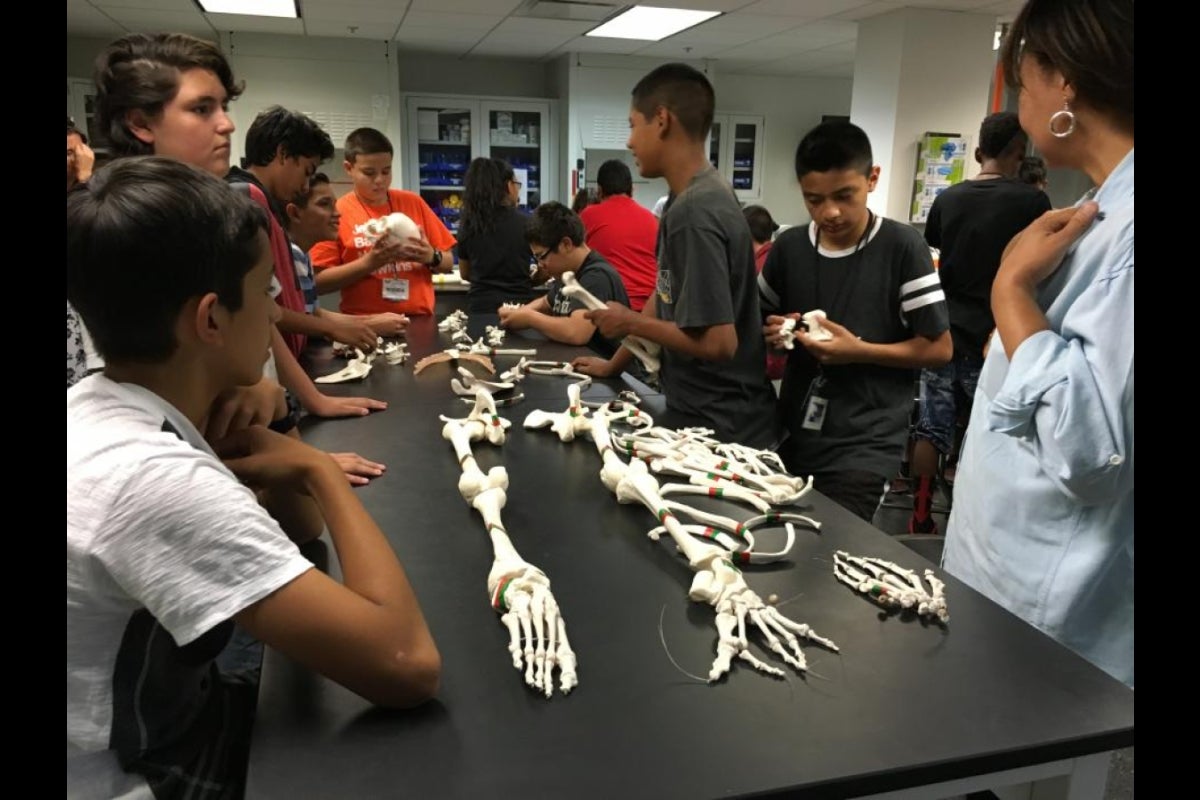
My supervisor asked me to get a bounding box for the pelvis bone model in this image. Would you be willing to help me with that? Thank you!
[525,389,838,682]
[440,390,578,697]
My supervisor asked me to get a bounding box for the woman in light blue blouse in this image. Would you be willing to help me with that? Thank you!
[943,0,1134,688]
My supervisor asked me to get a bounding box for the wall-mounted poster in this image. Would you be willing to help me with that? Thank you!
[910,132,967,224]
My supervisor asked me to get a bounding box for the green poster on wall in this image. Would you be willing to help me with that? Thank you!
[910,133,967,223]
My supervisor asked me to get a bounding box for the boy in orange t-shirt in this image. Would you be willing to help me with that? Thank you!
[311,127,456,316]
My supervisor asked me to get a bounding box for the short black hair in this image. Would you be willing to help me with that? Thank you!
[596,159,633,197]
[67,117,88,144]
[794,120,873,179]
[344,127,393,163]
[1000,0,1133,132]
[978,111,1026,159]
[631,63,714,142]
[742,205,779,244]
[1019,156,1047,186]
[526,201,585,248]
[67,157,268,363]
[93,32,244,157]
[293,171,331,209]
[242,106,334,168]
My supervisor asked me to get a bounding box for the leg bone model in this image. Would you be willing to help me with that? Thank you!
[440,390,578,696]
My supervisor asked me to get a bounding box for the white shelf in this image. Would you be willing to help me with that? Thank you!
[418,139,470,145]
[735,138,756,143]
[420,185,465,190]
[489,141,540,149]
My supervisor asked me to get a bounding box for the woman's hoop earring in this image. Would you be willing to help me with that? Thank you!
[1049,101,1076,138]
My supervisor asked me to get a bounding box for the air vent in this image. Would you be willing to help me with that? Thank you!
[514,0,623,22]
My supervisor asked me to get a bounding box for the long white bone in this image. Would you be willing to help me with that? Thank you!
[559,271,662,379]
[441,392,577,696]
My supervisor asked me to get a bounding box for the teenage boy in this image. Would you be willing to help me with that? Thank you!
[574,63,778,450]
[759,120,952,522]
[67,158,439,798]
[906,112,1051,533]
[311,127,456,317]
[578,159,659,311]
[286,172,410,339]
[497,201,630,358]
[228,106,379,356]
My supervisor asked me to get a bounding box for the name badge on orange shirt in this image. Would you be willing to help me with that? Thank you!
[382,278,410,302]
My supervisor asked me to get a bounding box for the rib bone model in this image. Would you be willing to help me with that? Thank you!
[440,390,578,697]
[525,389,837,682]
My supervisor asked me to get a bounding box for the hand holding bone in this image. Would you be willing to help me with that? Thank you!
[560,271,661,378]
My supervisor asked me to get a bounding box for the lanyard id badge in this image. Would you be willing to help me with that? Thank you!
[801,373,829,432]
[382,277,410,302]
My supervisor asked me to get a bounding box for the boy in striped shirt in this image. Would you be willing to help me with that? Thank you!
[759,121,951,522]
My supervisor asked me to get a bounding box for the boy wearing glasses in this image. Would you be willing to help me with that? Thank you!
[497,201,630,359]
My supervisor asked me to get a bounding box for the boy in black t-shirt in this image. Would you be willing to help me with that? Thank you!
[906,112,1051,533]
[573,63,778,449]
[497,201,630,359]
[760,121,952,521]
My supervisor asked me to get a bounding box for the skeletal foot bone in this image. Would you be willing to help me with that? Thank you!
[833,550,949,624]
[442,392,577,696]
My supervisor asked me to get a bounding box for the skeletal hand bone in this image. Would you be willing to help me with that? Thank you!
[572,409,837,681]
[833,551,949,624]
[802,310,833,342]
[443,394,577,697]
[560,271,662,378]
[356,212,420,244]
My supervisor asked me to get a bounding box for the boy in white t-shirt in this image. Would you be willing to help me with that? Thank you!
[67,157,440,799]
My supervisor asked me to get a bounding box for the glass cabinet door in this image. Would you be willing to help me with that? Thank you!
[406,98,477,236]
[708,118,723,172]
[729,116,763,199]
[480,101,551,214]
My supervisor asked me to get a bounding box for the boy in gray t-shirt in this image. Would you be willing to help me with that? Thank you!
[572,63,779,450]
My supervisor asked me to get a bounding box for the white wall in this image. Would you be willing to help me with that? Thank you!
[713,73,852,226]
[853,8,998,221]
[395,52,549,98]
[559,53,852,221]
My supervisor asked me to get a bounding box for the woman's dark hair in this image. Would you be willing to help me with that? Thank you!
[743,205,779,244]
[571,188,596,215]
[1000,0,1133,132]
[93,32,244,157]
[460,157,514,241]
[67,157,268,363]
